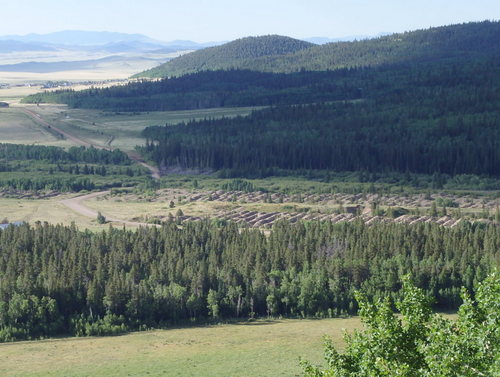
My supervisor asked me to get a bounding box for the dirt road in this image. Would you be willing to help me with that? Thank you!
[61,190,159,227]
[23,108,96,148]
[22,107,161,225]
[22,107,161,180]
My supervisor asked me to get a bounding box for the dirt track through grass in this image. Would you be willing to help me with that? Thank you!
[60,191,159,227]
[21,107,161,179]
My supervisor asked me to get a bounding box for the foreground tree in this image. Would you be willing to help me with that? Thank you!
[302,272,500,377]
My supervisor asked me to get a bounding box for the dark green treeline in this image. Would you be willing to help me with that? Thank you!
[0,220,498,341]
[0,144,130,165]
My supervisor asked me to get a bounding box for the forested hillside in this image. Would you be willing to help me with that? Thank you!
[0,220,497,341]
[23,22,500,115]
[23,69,362,111]
[137,21,500,77]
[134,35,314,78]
[19,21,500,181]
[140,57,500,177]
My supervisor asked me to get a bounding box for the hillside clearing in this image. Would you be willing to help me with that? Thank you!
[1,105,259,151]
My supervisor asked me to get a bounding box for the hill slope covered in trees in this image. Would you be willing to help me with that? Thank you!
[133,35,314,78]
[139,56,499,177]
[23,21,500,114]
[136,21,500,78]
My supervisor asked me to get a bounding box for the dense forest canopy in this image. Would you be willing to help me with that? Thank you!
[22,69,363,111]
[134,35,314,78]
[140,57,500,177]
[22,22,500,114]
[0,220,497,341]
[0,144,130,165]
[0,144,147,192]
[137,21,500,78]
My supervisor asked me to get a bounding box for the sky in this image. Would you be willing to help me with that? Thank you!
[1,0,498,42]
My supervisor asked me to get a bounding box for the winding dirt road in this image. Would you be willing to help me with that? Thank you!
[22,107,160,179]
[60,190,159,227]
[22,107,161,225]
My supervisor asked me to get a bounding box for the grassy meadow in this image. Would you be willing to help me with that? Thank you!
[0,107,72,147]
[0,195,110,231]
[0,318,362,377]
[4,105,259,151]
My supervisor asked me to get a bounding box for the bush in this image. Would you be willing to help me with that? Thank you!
[97,212,106,224]
[302,272,500,376]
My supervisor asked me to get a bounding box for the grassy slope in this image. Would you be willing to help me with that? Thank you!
[0,318,363,377]
[2,105,258,151]
[0,108,72,147]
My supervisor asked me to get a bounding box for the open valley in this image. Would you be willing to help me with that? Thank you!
[0,14,499,377]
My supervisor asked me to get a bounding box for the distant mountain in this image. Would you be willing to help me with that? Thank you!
[166,40,225,48]
[134,35,314,78]
[0,31,223,51]
[96,41,169,53]
[0,40,56,53]
[0,31,225,60]
[136,21,500,78]
[0,30,162,46]
[0,55,167,73]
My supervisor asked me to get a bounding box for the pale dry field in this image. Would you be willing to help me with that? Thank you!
[0,85,42,102]
[0,195,105,231]
[0,49,185,85]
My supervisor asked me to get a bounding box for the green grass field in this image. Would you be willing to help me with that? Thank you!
[0,318,362,377]
[0,108,72,147]
[6,105,258,150]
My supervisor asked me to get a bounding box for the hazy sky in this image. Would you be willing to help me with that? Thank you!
[1,0,498,42]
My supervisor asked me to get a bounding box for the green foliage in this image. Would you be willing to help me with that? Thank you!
[96,212,106,224]
[70,313,127,337]
[435,197,459,208]
[301,273,500,377]
[0,294,63,341]
[141,77,500,176]
[0,143,130,165]
[137,21,500,78]
[135,35,314,78]
[0,143,147,192]
[221,179,258,192]
[23,69,361,111]
[0,221,497,341]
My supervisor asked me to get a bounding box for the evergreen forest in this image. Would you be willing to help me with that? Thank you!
[139,58,499,177]
[137,21,500,78]
[0,220,497,341]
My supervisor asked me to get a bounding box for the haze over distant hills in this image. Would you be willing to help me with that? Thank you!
[0,30,223,50]
[0,31,224,81]
[29,20,500,114]
[0,29,404,81]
